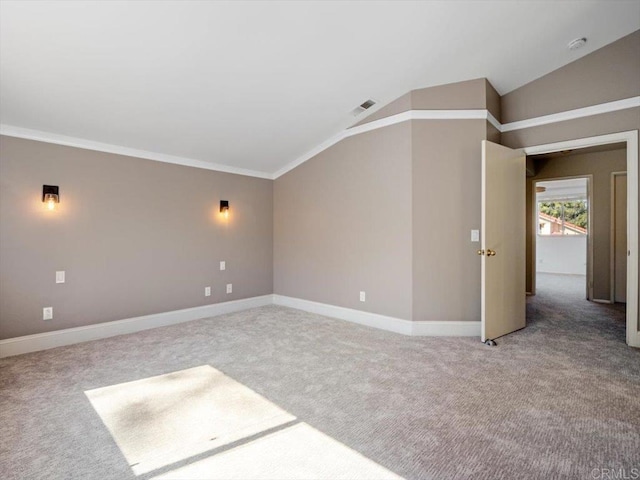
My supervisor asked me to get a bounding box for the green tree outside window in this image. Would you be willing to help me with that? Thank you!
[538,200,588,235]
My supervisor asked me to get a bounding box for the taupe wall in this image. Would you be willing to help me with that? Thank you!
[412,120,487,321]
[526,148,627,299]
[0,136,273,339]
[501,29,639,150]
[411,78,487,111]
[355,78,497,127]
[502,30,640,123]
[274,123,413,319]
[276,80,494,322]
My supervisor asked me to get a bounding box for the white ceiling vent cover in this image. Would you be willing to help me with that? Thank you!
[352,99,377,116]
[568,37,587,50]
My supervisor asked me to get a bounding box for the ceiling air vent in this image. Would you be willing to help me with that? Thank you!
[352,99,376,116]
[567,37,587,50]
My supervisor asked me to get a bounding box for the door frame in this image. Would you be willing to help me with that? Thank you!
[531,175,593,300]
[523,130,639,348]
[611,171,628,303]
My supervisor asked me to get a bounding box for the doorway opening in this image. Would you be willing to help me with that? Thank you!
[533,177,591,300]
[523,132,637,347]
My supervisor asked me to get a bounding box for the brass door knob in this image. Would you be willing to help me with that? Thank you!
[487,249,496,257]
[477,249,485,256]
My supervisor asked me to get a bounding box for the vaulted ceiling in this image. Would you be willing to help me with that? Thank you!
[1,1,639,177]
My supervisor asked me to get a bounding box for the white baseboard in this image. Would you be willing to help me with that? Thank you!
[273,295,480,337]
[592,298,614,304]
[1,294,481,358]
[273,294,414,335]
[0,295,272,358]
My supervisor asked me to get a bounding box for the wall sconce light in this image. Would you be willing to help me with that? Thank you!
[220,200,229,218]
[43,185,59,210]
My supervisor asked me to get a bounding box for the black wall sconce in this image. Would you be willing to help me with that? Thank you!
[43,185,59,211]
[220,200,229,218]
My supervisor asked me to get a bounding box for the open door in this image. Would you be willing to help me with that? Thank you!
[481,140,526,343]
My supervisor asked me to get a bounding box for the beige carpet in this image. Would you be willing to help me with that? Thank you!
[1,273,639,479]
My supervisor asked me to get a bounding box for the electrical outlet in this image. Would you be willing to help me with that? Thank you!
[220,261,226,271]
[226,283,232,294]
[359,291,366,302]
[205,286,211,297]
[43,307,53,320]
[470,230,479,242]
[55,271,65,283]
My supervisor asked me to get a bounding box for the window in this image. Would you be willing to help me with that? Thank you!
[538,200,588,235]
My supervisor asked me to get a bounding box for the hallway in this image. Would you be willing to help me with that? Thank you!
[528,273,626,345]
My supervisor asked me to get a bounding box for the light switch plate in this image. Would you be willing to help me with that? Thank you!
[56,271,65,283]
[43,307,53,320]
[220,261,226,271]
[471,230,480,242]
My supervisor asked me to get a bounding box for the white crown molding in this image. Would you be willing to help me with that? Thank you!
[273,294,480,337]
[347,109,495,137]
[486,111,501,132]
[274,109,499,178]
[0,124,274,180]
[0,295,273,358]
[501,96,640,133]
[275,96,639,178]
[272,130,347,179]
[3,97,637,181]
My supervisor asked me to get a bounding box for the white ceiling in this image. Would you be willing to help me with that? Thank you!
[1,1,639,177]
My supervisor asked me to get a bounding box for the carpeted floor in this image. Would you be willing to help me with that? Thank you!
[1,273,639,479]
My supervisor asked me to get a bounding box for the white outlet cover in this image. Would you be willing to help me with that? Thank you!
[43,307,53,320]
[226,283,232,294]
[56,271,65,283]
[220,261,226,271]
[205,286,211,297]
[471,230,480,242]
[359,291,366,302]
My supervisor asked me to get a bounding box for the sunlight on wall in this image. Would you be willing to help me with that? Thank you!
[85,365,403,480]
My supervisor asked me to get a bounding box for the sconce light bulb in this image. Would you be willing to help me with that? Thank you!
[223,209,229,218]
[43,188,59,211]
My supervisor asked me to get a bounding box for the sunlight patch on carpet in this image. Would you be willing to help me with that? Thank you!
[85,365,403,479]
[85,365,295,475]
[151,422,404,480]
